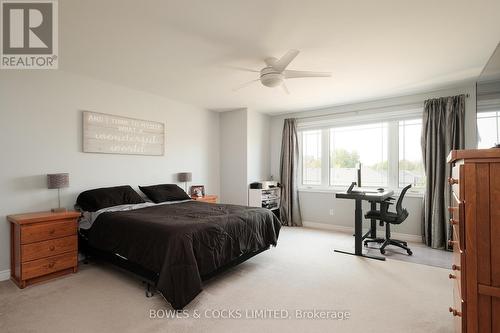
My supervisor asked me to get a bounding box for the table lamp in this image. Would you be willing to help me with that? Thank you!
[47,173,69,212]
[178,172,192,193]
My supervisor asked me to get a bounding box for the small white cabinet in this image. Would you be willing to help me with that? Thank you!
[248,187,281,213]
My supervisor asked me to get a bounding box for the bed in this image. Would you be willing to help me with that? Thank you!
[76,186,281,310]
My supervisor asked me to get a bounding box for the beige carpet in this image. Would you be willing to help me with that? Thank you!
[0,227,453,333]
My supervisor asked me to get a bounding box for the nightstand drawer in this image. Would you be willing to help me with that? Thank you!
[200,198,217,203]
[21,219,77,244]
[191,195,218,203]
[21,235,77,262]
[22,252,77,280]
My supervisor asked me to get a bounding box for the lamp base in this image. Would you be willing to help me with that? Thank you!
[51,207,67,213]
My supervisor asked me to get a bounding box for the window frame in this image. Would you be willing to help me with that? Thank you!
[476,111,500,148]
[299,129,323,186]
[298,115,424,195]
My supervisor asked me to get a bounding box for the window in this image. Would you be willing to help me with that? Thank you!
[301,130,322,185]
[299,117,425,191]
[477,111,500,148]
[330,123,388,187]
[399,119,425,188]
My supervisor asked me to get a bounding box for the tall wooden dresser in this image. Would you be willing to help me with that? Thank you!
[447,149,500,332]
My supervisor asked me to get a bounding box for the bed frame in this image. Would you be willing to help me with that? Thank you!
[78,230,270,298]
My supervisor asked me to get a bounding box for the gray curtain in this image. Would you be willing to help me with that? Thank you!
[421,95,465,249]
[279,118,302,226]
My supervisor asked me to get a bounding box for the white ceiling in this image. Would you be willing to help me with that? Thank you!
[60,0,500,114]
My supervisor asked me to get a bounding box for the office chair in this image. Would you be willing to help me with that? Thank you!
[363,184,413,255]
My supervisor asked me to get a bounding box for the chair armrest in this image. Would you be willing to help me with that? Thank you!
[379,201,391,219]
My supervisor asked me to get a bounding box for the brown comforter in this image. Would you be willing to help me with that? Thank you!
[87,201,281,309]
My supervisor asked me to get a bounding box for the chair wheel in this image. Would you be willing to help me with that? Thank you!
[407,250,413,256]
[380,249,386,255]
[146,290,153,298]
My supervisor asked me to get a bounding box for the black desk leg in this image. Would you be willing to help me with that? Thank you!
[370,201,377,239]
[334,199,385,261]
[354,199,362,255]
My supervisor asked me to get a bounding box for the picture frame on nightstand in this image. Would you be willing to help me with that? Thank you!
[190,185,205,197]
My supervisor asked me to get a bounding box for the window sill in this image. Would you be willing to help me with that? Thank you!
[298,186,425,198]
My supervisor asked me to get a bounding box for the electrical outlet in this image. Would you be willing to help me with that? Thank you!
[329,209,334,216]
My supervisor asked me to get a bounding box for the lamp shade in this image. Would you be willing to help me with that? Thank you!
[178,172,192,182]
[47,173,69,189]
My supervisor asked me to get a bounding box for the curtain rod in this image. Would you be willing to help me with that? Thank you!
[294,93,470,121]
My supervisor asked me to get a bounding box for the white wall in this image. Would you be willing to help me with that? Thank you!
[247,110,271,184]
[269,83,477,236]
[219,109,248,205]
[299,191,423,237]
[219,109,271,205]
[0,70,220,274]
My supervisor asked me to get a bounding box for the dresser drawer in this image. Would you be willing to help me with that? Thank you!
[450,163,463,200]
[452,225,463,252]
[449,235,464,309]
[449,276,467,332]
[448,165,462,198]
[450,245,465,298]
[449,201,465,251]
[22,252,77,280]
[448,229,462,253]
[20,219,77,244]
[450,279,466,333]
[451,190,461,207]
[21,235,77,262]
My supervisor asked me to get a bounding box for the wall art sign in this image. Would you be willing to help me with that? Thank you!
[83,111,165,156]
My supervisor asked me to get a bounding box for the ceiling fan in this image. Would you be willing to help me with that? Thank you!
[233,49,331,93]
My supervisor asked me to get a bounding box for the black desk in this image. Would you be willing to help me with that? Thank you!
[335,190,394,261]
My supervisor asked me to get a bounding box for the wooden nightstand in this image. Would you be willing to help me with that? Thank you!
[7,211,80,288]
[191,195,218,203]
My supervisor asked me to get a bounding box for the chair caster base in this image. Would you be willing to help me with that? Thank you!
[364,238,385,247]
[144,281,155,298]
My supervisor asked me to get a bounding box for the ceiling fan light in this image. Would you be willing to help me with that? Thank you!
[260,73,284,87]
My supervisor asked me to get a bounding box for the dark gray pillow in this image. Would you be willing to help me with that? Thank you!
[76,185,145,212]
[139,184,190,203]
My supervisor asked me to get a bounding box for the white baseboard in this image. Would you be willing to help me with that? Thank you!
[302,221,422,243]
[0,269,10,281]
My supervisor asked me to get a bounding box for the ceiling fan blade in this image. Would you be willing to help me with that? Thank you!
[272,49,300,72]
[232,79,260,91]
[284,70,331,79]
[282,81,290,95]
[264,57,277,67]
[225,65,260,73]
